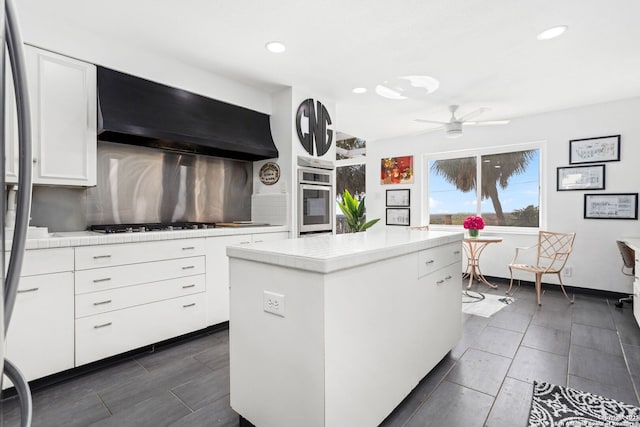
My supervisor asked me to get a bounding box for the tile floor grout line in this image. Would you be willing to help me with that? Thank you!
[400,360,458,427]
[481,288,534,427]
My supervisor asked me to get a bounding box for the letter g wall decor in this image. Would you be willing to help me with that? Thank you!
[296,98,333,157]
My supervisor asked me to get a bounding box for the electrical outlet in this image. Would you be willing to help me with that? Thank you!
[263,291,285,317]
[563,266,572,277]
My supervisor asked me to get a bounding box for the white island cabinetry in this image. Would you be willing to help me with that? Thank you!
[74,238,207,366]
[5,248,75,385]
[228,229,463,427]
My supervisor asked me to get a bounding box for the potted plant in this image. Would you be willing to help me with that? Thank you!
[337,189,380,232]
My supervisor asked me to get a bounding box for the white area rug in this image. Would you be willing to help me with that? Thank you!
[462,292,514,318]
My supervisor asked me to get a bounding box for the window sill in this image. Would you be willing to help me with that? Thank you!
[428,224,540,237]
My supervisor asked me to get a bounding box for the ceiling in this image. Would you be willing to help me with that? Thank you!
[16,0,640,142]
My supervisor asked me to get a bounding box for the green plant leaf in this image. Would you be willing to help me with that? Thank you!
[359,218,380,231]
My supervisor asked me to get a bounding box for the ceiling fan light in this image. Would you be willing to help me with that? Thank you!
[445,122,463,138]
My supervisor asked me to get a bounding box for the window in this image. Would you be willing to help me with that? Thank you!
[428,147,540,227]
[336,136,366,234]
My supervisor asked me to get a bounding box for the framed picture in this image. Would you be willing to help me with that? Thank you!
[381,156,414,184]
[569,135,620,164]
[386,208,410,226]
[386,189,410,207]
[584,193,638,220]
[557,165,605,191]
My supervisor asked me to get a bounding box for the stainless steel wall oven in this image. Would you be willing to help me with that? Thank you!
[298,167,333,234]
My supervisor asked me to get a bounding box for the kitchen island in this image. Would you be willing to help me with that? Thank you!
[227,229,463,427]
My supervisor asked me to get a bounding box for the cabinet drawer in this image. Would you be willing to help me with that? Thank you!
[11,248,74,276]
[76,274,205,318]
[75,292,206,366]
[75,238,205,270]
[417,243,462,278]
[75,256,205,294]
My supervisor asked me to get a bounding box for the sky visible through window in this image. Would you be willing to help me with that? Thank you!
[429,150,539,215]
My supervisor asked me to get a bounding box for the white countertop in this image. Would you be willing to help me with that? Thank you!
[9,225,289,250]
[227,228,463,273]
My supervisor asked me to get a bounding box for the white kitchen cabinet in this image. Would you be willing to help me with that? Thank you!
[5,46,97,186]
[4,248,75,386]
[74,238,208,366]
[205,231,289,325]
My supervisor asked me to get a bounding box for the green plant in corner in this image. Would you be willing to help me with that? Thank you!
[337,189,380,232]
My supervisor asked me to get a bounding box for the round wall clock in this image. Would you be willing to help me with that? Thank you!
[259,162,280,185]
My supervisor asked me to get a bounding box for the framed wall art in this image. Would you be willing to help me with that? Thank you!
[569,135,620,164]
[556,164,605,191]
[381,156,414,184]
[584,193,638,220]
[386,189,410,207]
[386,208,410,226]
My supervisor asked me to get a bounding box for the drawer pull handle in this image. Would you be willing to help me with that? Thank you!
[182,284,196,289]
[182,265,195,270]
[93,278,112,283]
[240,241,251,245]
[183,303,196,308]
[445,275,453,280]
[93,322,112,329]
[93,255,112,259]
[425,260,435,265]
[93,300,112,306]
[254,240,264,243]
[453,250,461,255]
[182,246,195,250]
[17,287,39,294]
[436,279,445,284]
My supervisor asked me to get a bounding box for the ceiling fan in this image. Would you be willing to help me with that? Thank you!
[415,105,510,138]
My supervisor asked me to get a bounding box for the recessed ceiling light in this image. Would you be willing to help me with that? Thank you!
[537,25,567,40]
[352,87,367,94]
[265,41,286,53]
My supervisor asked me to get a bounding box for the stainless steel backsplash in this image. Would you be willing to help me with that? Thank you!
[30,141,253,231]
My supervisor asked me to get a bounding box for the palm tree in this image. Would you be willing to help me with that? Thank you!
[431,150,535,225]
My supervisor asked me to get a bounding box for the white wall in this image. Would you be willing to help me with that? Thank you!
[367,97,640,294]
[19,12,272,114]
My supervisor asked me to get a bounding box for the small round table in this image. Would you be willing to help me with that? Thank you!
[463,236,503,289]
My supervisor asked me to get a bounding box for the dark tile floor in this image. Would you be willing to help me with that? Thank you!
[2,279,640,426]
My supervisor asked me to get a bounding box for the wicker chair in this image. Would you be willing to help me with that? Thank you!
[507,231,576,306]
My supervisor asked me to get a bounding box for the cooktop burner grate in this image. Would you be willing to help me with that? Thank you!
[89,222,217,233]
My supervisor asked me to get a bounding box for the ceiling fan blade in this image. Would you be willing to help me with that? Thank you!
[414,118,448,125]
[458,107,489,122]
[463,119,511,126]
[411,124,445,136]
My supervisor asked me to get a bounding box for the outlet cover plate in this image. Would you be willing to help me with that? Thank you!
[263,291,285,317]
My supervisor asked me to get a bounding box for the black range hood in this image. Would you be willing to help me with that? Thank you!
[97,67,278,161]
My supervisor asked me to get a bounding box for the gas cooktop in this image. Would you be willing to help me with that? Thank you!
[89,222,218,234]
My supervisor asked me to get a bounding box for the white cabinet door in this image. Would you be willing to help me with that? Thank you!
[206,234,253,325]
[5,272,75,382]
[25,46,96,186]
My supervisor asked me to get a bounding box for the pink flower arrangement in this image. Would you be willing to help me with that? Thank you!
[463,215,485,230]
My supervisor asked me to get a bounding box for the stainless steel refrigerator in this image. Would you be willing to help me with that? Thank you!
[2,0,34,425]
